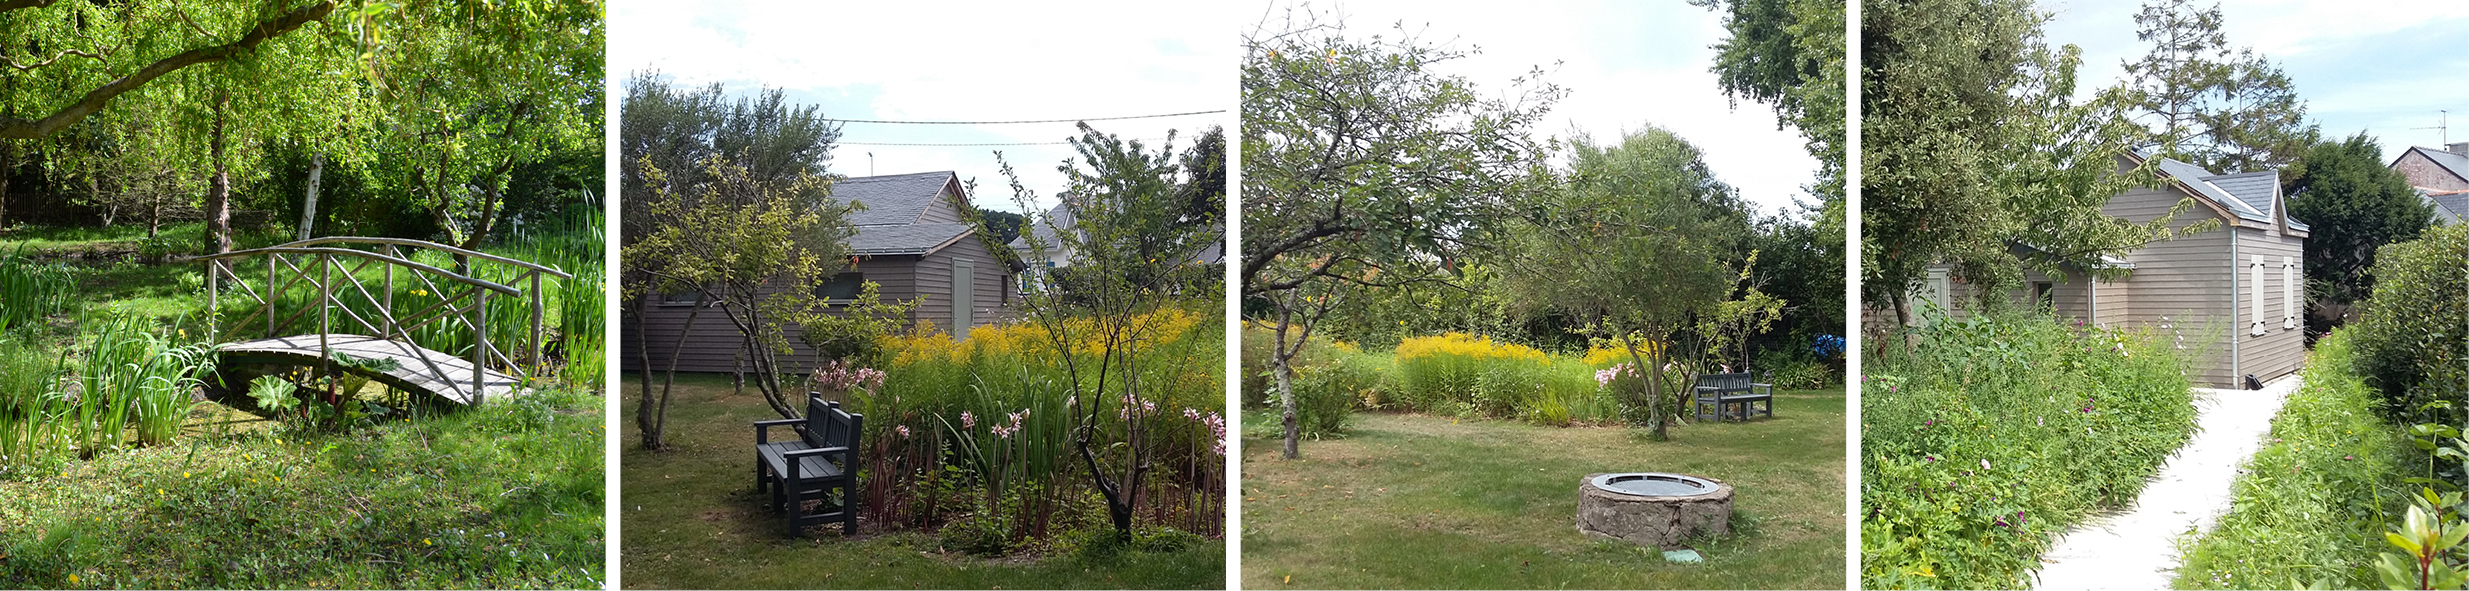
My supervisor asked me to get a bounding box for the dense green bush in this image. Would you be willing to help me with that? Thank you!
[2348,224,2469,424]
[1862,311,2197,590]
[2175,329,2407,590]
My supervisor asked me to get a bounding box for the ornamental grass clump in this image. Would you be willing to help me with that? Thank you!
[853,307,1225,549]
[1394,332,1550,410]
[1861,311,2196,590]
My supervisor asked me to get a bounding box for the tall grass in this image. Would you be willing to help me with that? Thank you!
[0,337,69,475]
[1861,311,2198,590]
[0,249,78,332]
[71,314,213,450]
[849,307,1226,551]
[2174,329,2407,590]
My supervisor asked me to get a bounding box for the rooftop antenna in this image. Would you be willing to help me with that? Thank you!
[2413,110,2449,146]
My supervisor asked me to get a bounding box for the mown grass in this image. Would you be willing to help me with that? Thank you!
[620,374,1225,590]
[2173,330,2411,590]
[0,386,606,589]
[1239,387,1846,590]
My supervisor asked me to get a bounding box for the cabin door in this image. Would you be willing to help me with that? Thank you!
[953,260,975,340]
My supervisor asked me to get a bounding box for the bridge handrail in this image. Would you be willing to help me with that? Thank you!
[276,237,576,279]
[197,246,522,296]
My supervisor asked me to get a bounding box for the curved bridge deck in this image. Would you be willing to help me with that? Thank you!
[216,334,519,405]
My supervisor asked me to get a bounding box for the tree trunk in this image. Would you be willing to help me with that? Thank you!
[206,89,232,255]
[0,142,12,232]
[298,151,323,240]
[1277,354,1300,459]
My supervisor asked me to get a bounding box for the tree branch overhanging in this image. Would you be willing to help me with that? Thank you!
[0,1,335,140]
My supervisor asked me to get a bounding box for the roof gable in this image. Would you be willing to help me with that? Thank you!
[2136,154,2305,233]
[2403,146,2469,184]
[832,171,961,226]
[849,222,975,256]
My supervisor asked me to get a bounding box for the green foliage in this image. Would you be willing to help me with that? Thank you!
[2375,490,2469,591]
[0,251,77,332]
[1861,311,2197,589]
[1695,0,1849,204]
[2347,224,2469,423]
[2286,133,2436,309]
[799,281,923,367]
[2175,330,2410,590]
[1502,127,1745,437]
[1863,0,2206,322]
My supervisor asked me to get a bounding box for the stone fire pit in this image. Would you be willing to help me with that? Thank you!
[1577,472,1732,549]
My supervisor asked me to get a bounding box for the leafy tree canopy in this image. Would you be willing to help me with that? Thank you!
[2284,132,2433,306]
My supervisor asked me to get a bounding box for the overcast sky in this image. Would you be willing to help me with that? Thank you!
[1245,0,1820,216]
[610,1,1816,218]
[2041,0,2469,166]
[609,1,1236,214]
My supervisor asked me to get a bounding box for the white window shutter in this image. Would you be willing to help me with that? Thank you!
[2250,256,2266,336]
[2281,256,2297,330]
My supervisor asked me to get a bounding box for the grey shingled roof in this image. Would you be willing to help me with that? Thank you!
[2423,188,2469,224]
[1007,202,1077,255]
[833,171,957,226]
[2152,158,2271,224]
[849,222,974,256]
[2408,146,2469,184]
[2203,171,2278,218]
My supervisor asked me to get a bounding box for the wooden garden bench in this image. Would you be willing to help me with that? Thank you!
[753,394,862,537]
[1691,372,1773,422]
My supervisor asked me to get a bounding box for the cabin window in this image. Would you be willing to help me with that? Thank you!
[2032,281,2055,310]
[814,272,864,301]
[659,284,705,306]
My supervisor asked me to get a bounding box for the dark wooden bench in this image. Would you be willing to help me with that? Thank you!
[1692,372,1773,422]
[753,394,862,537]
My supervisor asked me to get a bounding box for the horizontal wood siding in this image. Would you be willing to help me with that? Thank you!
[2237,228,2306,385]
[911,235,1012,338]
[917,184,967,223]
[622,255,925,374]
[2107,184,2238,386]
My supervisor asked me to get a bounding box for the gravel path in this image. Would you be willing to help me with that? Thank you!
[2031,374,2302,590]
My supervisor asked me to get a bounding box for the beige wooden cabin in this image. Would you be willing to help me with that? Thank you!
[626,171,1014,374]
[1915,153,2308,388]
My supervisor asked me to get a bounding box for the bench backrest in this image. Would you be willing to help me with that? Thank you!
[1694,372,1752,391]
[801,395,864,450]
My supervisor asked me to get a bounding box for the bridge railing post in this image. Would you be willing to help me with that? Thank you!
[530,271,543,373]
[207,260,220,343]
[475,289,491,405]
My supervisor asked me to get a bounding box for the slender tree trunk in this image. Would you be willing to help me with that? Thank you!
[298,151,323,240]
[1,141,17,233]
[207,89,232,255]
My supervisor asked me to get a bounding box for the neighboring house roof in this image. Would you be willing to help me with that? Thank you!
[2142,154,2309,232]
[1006,201,1223,265]
[849,222,975,256]
[2402,146,2469,184]
[2422,188,2469,224]
[833,171,960,226]
[1006,201,1077,258]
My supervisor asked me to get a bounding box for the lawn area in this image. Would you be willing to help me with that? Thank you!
[1240,387,1846,590]
[0,385,607,589]
[619,374,1227,590]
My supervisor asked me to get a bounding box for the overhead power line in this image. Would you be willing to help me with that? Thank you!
[840,137,1176,147]
[825,110,1225,125]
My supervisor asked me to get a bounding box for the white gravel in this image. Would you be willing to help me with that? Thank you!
[2031,374,2302,591]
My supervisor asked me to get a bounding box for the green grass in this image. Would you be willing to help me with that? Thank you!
[2173,330,2411,590]
[0,385,606,589]
[620,374,1226,590]
[1240,387,1847,589]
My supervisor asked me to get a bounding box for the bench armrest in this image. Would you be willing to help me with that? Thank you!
[754,419,800,443]
[1751,383,1773,395]
[782,445,852,479]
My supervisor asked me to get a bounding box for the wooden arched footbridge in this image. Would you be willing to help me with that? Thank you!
[199,237,572,407]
